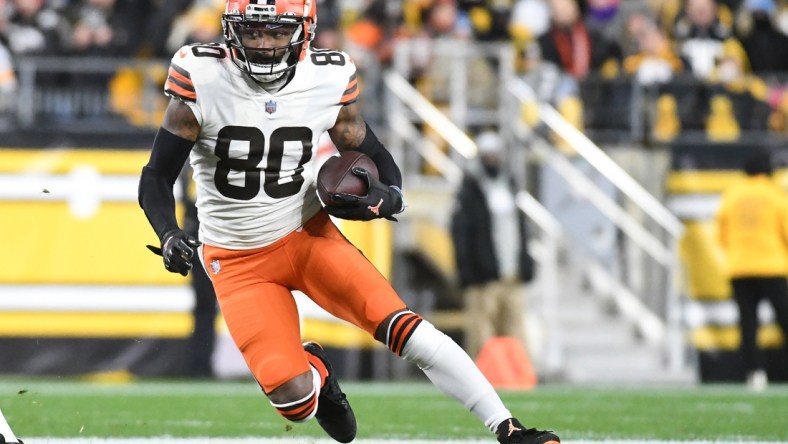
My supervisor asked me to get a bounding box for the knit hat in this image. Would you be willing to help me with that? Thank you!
[475,131,503,155]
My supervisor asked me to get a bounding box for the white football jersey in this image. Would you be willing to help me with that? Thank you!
[164,43,359,249]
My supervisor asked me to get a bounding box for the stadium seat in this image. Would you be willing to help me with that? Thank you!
[579,77,633,133]
[658,75,709,132]
[706,94,740,142]
[653,94,681,142]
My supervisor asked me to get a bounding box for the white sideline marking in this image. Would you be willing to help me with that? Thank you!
[19,439,779,444]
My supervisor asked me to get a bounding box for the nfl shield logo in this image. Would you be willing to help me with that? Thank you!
[265,100,277,114]
[210,260,221,274]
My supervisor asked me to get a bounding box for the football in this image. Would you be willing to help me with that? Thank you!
[316,151,378,206]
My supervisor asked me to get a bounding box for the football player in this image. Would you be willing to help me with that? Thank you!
[138,1,559,443]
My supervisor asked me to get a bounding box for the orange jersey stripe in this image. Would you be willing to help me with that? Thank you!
[340,88,360,105]
[340,73,359,104]
[165,82,197,101]
[166,73,195,93]
[167,67,194,90]
[344,78,358,93]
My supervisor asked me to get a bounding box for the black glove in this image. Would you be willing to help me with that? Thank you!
[324,167,404,221]
[146,229,201,276]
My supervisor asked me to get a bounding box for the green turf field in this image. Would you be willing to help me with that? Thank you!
[1,378,787,441]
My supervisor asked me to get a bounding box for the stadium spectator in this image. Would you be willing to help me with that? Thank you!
[61,0,148,120]
[164,5,223,55]
[312,0,341,49]
[527,0,621,135]
[623,18,684,85]
[510,0,551,44]
[735,0,788,73]
[586,0,621,26]
[408,0,474,105]
[450,130,535,359]
[66,0,148,57]
[716,150,788,391]
[651,0,684,33]
[341,0,401,126]
[585,0,624,41]
[708,45,772,131]
[4,0,66,55]
[461,0,516,42]
[722,0,746,11]
[509,0,550,76]
[672,0,748,79]
[341,2,386,60]
[143,0,194,57]
[537,0,622,81]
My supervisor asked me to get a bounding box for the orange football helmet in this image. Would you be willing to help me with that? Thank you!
[222,0,316,82]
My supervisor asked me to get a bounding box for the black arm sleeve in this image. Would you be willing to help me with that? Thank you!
[355,123,402,189]
[138,128,195,241]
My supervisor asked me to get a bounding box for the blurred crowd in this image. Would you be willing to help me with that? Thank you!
[0,0,787,137]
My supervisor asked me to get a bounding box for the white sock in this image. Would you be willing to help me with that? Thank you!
[400,320,512,432]
[0,408,19,442]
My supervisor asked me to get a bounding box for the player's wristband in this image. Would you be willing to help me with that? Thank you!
[389,185,405,214]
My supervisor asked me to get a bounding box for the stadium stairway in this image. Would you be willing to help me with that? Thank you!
[397,183,697,386]
[545,259,697,386]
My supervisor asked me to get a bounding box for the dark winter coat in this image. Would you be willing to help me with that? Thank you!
[450,173,535,289]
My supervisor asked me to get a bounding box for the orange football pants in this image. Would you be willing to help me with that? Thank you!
[201,210,406,393]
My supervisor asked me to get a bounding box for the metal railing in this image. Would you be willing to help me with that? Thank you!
[6,55,785,145]
[506,76,686,372]
[386,38,692,374]
[384,68,565,373]
[9,56,166,136]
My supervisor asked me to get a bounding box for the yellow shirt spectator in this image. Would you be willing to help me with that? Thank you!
[716,162,788,278]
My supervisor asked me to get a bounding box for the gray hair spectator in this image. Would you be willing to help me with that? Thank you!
[5,0,67,55]
[536,0,622,81]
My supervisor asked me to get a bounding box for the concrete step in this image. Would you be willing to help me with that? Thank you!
[550,283,689,384]
[561,319,640,348]
[563,364,696,385]
[559,339,695,384]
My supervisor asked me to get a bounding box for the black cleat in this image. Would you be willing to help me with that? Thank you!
[303,341,357,443]
[496,418,560,444]
[0,433,24,444]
